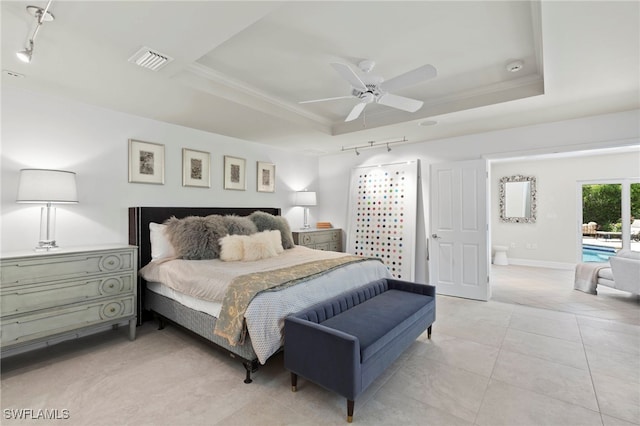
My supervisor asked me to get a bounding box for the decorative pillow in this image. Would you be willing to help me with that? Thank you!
[266,230,284,254]
[164,215,227,260]
[219,234,249,261]
[222,215,258,236]
[149,222,176,260]
[219,231,283,262]
[243,231,280,261]
[248,211,295,249]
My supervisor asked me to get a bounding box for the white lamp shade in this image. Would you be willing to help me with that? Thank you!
[294,191,317,206]
[17,169,78,203]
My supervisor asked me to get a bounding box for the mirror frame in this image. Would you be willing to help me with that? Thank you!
[499,175,537,223]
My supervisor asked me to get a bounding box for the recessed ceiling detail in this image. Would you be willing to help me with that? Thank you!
[1,1,638,153]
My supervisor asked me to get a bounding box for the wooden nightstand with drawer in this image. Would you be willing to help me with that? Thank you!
[0,245,137,354]
[292,228,342,252]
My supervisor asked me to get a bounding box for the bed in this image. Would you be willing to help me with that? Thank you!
[128,207,391,383]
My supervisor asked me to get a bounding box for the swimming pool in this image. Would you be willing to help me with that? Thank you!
[582,244,617,262]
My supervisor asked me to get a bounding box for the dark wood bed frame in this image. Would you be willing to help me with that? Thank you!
[128,206,281,383]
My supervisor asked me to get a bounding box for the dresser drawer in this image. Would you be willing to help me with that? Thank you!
[293,229,342,252]
[1,274,134,316]
[301,231,339,245]
[1,296,135,347]
[1,250,134,287]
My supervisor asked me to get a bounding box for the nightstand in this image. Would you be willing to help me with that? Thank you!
[0,245,137,354]
[292,228,342,252]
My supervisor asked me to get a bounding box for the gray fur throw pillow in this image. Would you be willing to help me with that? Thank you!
[222,215,258,236]
[164,215,227,259]
[248,211,295,249]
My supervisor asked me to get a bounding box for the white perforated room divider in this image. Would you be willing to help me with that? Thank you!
[346,160,419,281]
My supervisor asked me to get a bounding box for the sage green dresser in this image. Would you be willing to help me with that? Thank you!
[0,245,137,354]
[292,228,342,252]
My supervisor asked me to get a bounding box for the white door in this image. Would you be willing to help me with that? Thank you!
[429,159,489,301]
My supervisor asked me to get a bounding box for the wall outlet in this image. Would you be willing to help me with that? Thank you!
[510,242,517,248]
[525,243,538,250]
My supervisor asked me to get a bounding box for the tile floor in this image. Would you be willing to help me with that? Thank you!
[1,265,638,425]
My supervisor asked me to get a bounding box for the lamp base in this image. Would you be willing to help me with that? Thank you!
[35,204,59,252]
[35,240,59,252]
[302,207,311,230]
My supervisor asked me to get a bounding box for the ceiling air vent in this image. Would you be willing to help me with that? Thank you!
[128,47,173,71]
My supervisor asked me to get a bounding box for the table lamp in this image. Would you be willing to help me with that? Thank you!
[16,169,78,251]
[294,190,317,229]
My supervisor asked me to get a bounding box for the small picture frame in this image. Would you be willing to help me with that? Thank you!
[182,148,211,188]
[257,161,276,193]
[128,139,165,184]
[223,155,246,191]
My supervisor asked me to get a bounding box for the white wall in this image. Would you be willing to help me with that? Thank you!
[1,87,319,252]
[319,110,640,282]
[491,152,640,267]
[2,85,638,272]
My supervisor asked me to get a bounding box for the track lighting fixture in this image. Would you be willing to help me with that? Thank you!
[16,1,55,64]
[342,137,408,156]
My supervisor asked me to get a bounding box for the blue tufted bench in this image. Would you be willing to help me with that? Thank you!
[284,278,436,422]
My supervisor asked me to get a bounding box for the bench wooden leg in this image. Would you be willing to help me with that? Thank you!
[347,399,354,423]
[428,325,432,339]
[291,373,298,392]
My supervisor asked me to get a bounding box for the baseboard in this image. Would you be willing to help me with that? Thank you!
[506,258,576,270]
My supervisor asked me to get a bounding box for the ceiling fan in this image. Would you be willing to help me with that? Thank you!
[300,60,437,122]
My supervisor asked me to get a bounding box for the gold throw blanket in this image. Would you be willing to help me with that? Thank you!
[214,255,369,346]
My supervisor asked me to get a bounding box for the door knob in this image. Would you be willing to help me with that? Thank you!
[431,234,440,239]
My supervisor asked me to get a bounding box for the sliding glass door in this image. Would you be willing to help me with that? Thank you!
[579,179,640,263]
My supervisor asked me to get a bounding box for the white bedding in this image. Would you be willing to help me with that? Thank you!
[147,281,222,317]
[141,246,391,363]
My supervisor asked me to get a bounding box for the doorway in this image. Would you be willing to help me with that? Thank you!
[579,179,640,263]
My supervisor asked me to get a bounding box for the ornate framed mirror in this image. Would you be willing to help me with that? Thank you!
[499,175,536,223]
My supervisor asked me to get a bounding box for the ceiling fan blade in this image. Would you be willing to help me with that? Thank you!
[377,93,424,112]
[330,63,368,91]
[379,64,437,93]
[299,95,354,104]
[345,102,367,122]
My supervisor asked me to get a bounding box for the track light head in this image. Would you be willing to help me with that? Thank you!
[16,1,55,64]
[355,148,360,156]
[387,143,391,152]
[16,40,34,63]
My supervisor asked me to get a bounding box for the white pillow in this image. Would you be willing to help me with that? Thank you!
[219,234,249,261]
[219,230,284,262]
[265,230,284,254]
[243,231,279,261]
[149,222,176,260]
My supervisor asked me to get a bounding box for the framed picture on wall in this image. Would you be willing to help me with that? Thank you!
[128,139,165,184]
[257,161,275,192]
[223,155,246,190]
[182,148,211,188]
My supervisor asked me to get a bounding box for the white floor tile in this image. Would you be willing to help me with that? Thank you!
[476,379,603,426]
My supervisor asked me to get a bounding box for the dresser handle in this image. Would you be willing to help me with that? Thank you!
[107,260,115,266]
[109,307,116,313]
